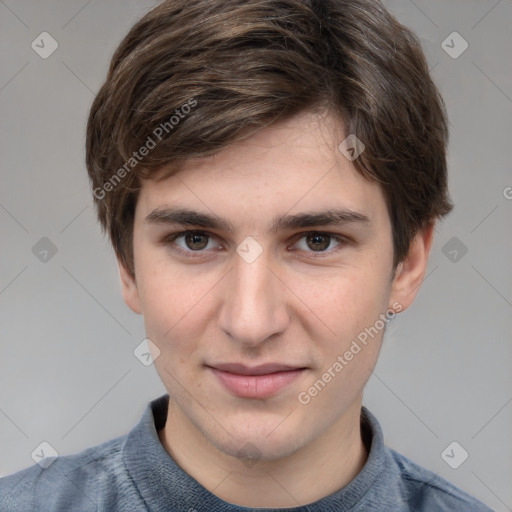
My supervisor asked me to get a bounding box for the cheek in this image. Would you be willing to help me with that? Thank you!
[292,260,392,402]
[295,269,389,417]
[292,261,391,340]
[133,247,213,355]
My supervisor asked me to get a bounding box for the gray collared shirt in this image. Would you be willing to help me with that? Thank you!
[0,394,494,511]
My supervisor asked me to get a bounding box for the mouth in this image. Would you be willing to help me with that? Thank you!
[206,363,307,399]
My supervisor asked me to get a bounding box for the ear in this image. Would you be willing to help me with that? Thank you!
[118,259,142,314]
[389,223,435,313]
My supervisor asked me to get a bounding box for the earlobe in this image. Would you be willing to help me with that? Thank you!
[389,223,435,313]
[118,259,143,314]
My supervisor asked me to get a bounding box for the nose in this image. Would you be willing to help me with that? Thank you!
[217,248,290,347]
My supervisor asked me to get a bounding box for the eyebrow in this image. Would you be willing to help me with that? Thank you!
[145,206,371,233]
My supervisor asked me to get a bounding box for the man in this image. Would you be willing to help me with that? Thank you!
[0,0,494,510]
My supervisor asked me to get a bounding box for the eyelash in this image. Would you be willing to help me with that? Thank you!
[160,230,350,259]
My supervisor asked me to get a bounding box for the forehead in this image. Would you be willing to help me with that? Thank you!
[135,110,388,229]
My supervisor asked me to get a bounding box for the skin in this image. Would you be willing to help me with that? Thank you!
[119,109,434,508]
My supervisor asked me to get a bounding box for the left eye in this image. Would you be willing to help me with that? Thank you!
[168,231,220,252]
[293,232,343,253]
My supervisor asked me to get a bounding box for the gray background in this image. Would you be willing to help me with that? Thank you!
[1,0,511,510]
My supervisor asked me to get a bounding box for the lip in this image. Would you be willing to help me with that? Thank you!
[207,363,306,399]
[209,362,304,375]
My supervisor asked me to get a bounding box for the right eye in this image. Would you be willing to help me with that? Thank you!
[161,230,223,258]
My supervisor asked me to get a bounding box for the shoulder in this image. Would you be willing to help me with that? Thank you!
[387,448,494,512]
[0,434,141,512]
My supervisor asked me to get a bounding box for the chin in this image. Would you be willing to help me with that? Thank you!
[208,420,308,464]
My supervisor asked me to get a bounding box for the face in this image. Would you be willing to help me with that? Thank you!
[120,109,430,462]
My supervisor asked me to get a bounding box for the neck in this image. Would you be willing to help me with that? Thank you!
[158,399,368,508]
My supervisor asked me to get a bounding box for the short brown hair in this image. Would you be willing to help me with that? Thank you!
[86,0,453,279]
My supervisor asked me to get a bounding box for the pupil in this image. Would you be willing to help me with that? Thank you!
[186,232,208,250]
[308,233,329,251]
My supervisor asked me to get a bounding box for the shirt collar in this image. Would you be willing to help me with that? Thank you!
[123,394,386,512]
